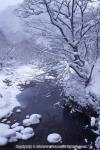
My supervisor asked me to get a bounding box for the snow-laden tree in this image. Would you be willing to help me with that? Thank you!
[17,0,100,86]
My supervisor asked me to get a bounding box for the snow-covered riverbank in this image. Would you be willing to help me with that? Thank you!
[87,59,100,149]
[0,64,44,119]
[63,59,100,149]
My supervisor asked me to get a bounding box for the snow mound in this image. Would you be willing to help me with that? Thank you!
[21,127,33,134]
[11,123,20,128]
[0,137,8,146]
[23,119,31,126]
[13,126,24,132]
[0,123,35,146]
[0,124,16,138]
[47,133,62,143]
[23,114,42,126]
[0,123,10,129]
[95,136,100,149]
[22,133,34,140]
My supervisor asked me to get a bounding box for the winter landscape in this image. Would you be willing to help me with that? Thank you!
[0,0,100,150]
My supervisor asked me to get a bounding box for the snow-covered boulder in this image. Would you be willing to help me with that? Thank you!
[90,117,96,127]
[23,119,31,126]
[8,136,18,143]
[16,109,21,113]
[1,118,7,123]
[21,127,33,134]
[11,122,20,128]
[0,129,16,138]
[21,127,35,140]
[0,136,8,146]
[30,114,42,124]
[16,132,23,139]
[0,123,16,139]
[0,123,10,129]
[22,133,34,140]
[26,115,30,119]
[13,126,24,132]
[47,133,62,143]
[95,136,100,149]
[30,114,42,120]
[23,114,42,126]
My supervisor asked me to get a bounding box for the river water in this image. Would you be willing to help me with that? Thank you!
[1,79,96,150]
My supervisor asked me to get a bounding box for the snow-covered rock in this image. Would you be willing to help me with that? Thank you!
[0,129,16,138]
[23,119,31,126]
[84,138,88,143]
[16,132,23,139]
[1,118,7,123]
[90,117,96,127]
[11,123,20,128]
[47,133,62,143]
[23,114,42,126]
[97,121,100,131]
[21,127,35,140]
[0,123,10,129]
[22,133,34,140]
[6,121,11,124]
[26,115,30,119]
[8,136,18,143]
[13,126,24,132]
[21,127,33,134]
[45,75,55,80]
[16,109,21,113]
[0,136,8,146]
[0,121,35,146]
[30,114,42,120]
[30,114,42,124]
[95,136,100,149]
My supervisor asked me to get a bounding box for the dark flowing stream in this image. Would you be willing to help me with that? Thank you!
[1,78,96,150]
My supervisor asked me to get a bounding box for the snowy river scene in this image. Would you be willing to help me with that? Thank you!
[0,0,100,150]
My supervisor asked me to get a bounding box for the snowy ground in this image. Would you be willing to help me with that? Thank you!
[0,64,44,119]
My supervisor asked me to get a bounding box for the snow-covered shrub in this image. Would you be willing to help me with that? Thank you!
[64,74,88,108]
[63,73,99,115]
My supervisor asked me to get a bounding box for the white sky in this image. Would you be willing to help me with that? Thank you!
[0,0,23,11]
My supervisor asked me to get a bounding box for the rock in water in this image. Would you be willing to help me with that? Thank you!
[16,109,21,113]
[95,136,100,149]
[47,133,62,143]
[0,136,8,146]
[90,117,96,127]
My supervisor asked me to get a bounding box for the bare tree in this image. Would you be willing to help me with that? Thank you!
[17,0,100,85]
